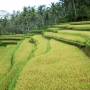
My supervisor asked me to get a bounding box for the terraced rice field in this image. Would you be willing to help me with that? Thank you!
[0,22,90,90]
[53,21,90,31]
[55,24,90,31]
[58,30,90,37]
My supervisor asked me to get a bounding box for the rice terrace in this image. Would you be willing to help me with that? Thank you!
[0,0,90,90]
[0,21,90,90]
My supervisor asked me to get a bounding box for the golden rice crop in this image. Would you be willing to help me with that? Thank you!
[14,39,90,90]
[0,22,90,90]
[0,35,50,90]
[0,38,33,90]
[14,38,33,64]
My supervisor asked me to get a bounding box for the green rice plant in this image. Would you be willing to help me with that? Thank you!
[14,39,90,90]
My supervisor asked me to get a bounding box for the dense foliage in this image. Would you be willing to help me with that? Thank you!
[0,0,90,34]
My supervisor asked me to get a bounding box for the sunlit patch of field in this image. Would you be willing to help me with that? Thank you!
[15,39,90,90]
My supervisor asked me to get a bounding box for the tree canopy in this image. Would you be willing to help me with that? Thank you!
[0,0,90,34]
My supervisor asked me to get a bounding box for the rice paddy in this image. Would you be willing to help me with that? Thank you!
[0,21,90,90]
[54,23,90,31]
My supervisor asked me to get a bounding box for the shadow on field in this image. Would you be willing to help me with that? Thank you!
[0,44,7,47]
[82,47,90,57]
